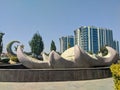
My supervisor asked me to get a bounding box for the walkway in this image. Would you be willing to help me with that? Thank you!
[0,78,114,90]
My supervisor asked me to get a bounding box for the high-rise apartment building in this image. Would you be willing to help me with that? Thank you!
[74,26,115,53]
[113,40,119,54]
[59,35,74,53]
[98,28,113,49]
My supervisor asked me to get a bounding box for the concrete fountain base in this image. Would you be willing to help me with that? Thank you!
[0,67,111,82]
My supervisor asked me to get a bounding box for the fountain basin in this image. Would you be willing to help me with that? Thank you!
[0,67,111,82]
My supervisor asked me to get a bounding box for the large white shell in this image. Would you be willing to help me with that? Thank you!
[17,45,119,69]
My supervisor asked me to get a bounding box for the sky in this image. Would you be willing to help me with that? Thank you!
[0,0,120,53]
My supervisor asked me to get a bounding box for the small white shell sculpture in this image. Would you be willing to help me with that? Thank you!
[17,45,50,69]
[17,45,119,69]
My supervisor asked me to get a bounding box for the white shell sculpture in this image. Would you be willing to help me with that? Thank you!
[74,46,118,67]
[49,50,75,68]
[17,45,119,69]
[17,45,50,69]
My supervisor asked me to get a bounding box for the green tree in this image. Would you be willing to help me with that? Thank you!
[29,32,44,58]
[100,46,108,56]
[88,51,93,55]
[67,43,71,49]
[0,33,4,54]
[50,40,56,51]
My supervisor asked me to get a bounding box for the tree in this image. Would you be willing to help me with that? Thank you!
[29,32,44,58]
[67,43,71,49]
[50,40,56,51]
[88,51,93,55]
[0,33,5,55]
[100,46,108,56]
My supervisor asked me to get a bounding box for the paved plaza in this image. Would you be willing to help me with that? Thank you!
[0,78,114,90]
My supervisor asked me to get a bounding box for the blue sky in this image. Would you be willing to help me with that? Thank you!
[0,0,120,53]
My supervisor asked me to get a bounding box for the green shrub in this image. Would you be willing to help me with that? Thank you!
[0,57,10,63]
[110,63,120,90]
[10,56,19,62]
